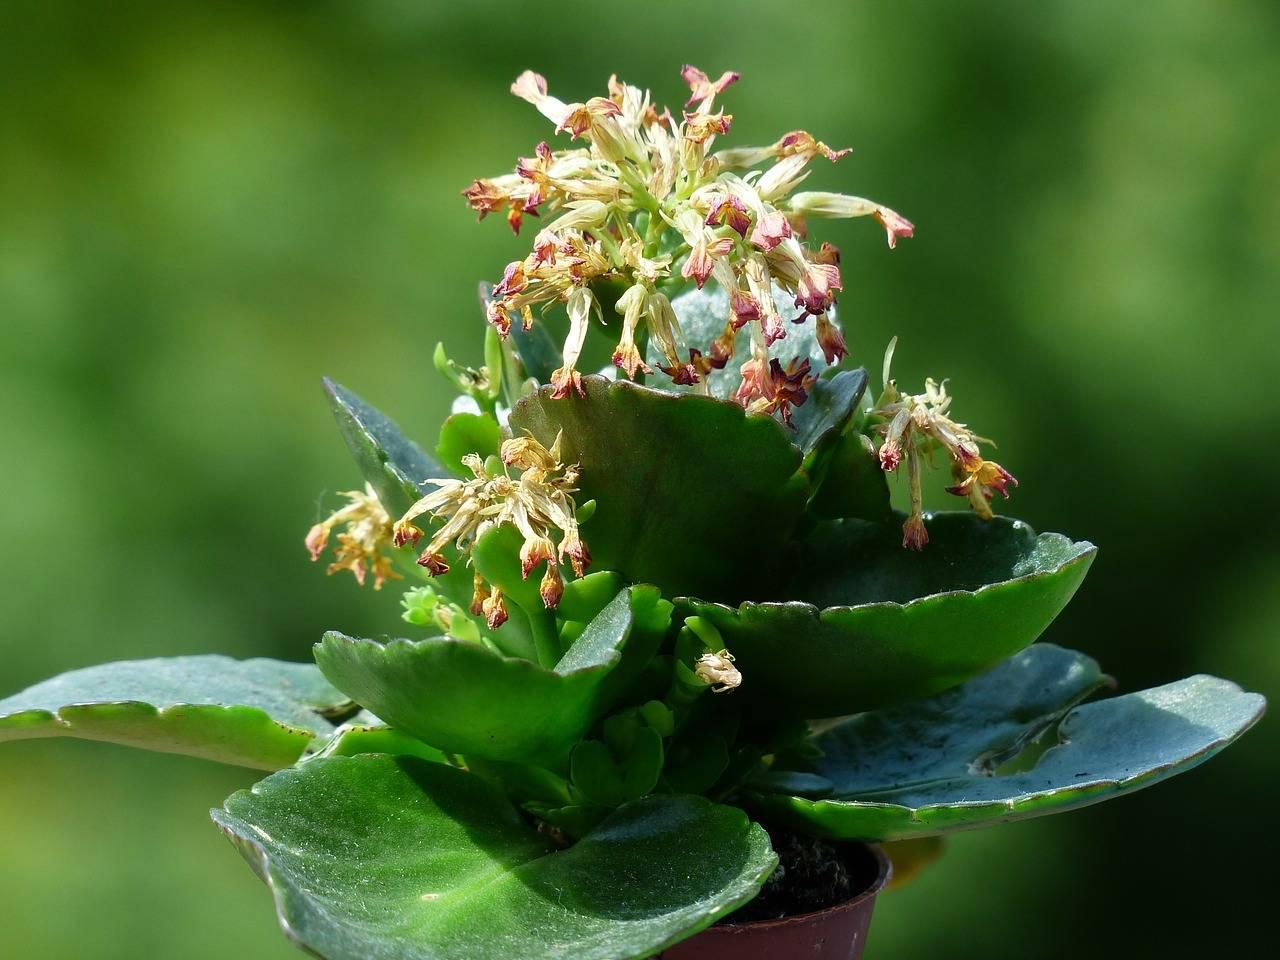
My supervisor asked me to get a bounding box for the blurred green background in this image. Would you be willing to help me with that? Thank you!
[1,0,1276,956]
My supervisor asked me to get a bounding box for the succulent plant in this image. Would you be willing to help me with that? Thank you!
[1,66,1264,960]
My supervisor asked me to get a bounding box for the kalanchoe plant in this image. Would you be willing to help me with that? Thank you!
[1,67,1265,960]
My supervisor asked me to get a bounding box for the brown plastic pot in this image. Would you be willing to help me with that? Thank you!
[659,843,892,960]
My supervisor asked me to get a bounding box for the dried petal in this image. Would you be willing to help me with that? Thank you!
[695,650,742,693]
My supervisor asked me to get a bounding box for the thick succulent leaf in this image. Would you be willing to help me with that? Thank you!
[213,755,776,960]
[324,378,444,517]
[436,412,502,477]
[801,644,1112,793]
[749,645,1265,840]
[308,711,449,765]
[314,588,643,766]
[0,657,349,769]
[788,368,869,459]
[469,523,559,665]
[807,430,892,522]
[681,514,1096,716]
[509,317,563,384]
[645,285,840,400]
[509,376,808,601]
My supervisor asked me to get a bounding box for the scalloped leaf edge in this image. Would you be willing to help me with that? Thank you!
[680,517,1096,618]
[212,756,778,960]
[748,674,1265,841]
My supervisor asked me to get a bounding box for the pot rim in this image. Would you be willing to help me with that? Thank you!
[716,841,893,932]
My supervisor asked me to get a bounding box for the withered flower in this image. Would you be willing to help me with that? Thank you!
[306,484,400,590]
[695,650,743,694]
[468,65,911,423]
[392,436,588,615]
[872,339,1018,549]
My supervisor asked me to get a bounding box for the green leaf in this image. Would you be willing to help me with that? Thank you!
[509,376,809,601]
[436,412,502,477]
[0,657,350,769]
[470,524,560,666]
[509,317,563,385]
[314,588,644,766]
[749,644,1265,840]
[557,571,626,623]
[664,733,731,795]
[570,715,664,806]
[571,740,627,805]
[645,285,841,400]
[213,755,776,960]
[681,513,1096,716]
[788,368,868,459]
[807,430,892,522]
[323,378,444,518]
[308,711,450,766]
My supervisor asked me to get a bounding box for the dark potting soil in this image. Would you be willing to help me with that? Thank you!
[720,827,878,923]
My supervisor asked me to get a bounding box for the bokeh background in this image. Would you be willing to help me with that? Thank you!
[2,0,1277,956]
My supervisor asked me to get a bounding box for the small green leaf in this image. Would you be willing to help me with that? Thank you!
[590,714,666,803]
[571,740,627,805]
[0,657,349,769]
[523,801,611,839]
[308,711,449,766]
[314,588,643,766]
[470,524,559,666]
[557,571,625,622]
[465,757,572,806]
[681,513,1096,717]
[750,644,1265,840]
[510,376,809,601]
[323,378,444,518]
[788,368,868,459]
[664,733,731,795]
[437,412,502,477]
[213,755,777,960]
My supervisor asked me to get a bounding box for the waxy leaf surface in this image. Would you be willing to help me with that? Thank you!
[315,588,646,766]
[510,377,808,601]
[324,378,444,518]
[307,710,449,766]
[436,412,502,477]
[509,316,563,384]
[788,368,869,459]
[0,657,349,769]
[807,430,892,522]
[682,514,1096,716]
[214,755,776,960]
[750,644,1265,840]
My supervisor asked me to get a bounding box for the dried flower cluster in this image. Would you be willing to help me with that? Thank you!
[872,340,1018,550]
[305,484,400,590]
[467,65,913,421]
[391,434,588,627]
[307,68,1018,607]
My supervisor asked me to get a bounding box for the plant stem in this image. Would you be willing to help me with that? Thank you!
[528,608,562,668]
